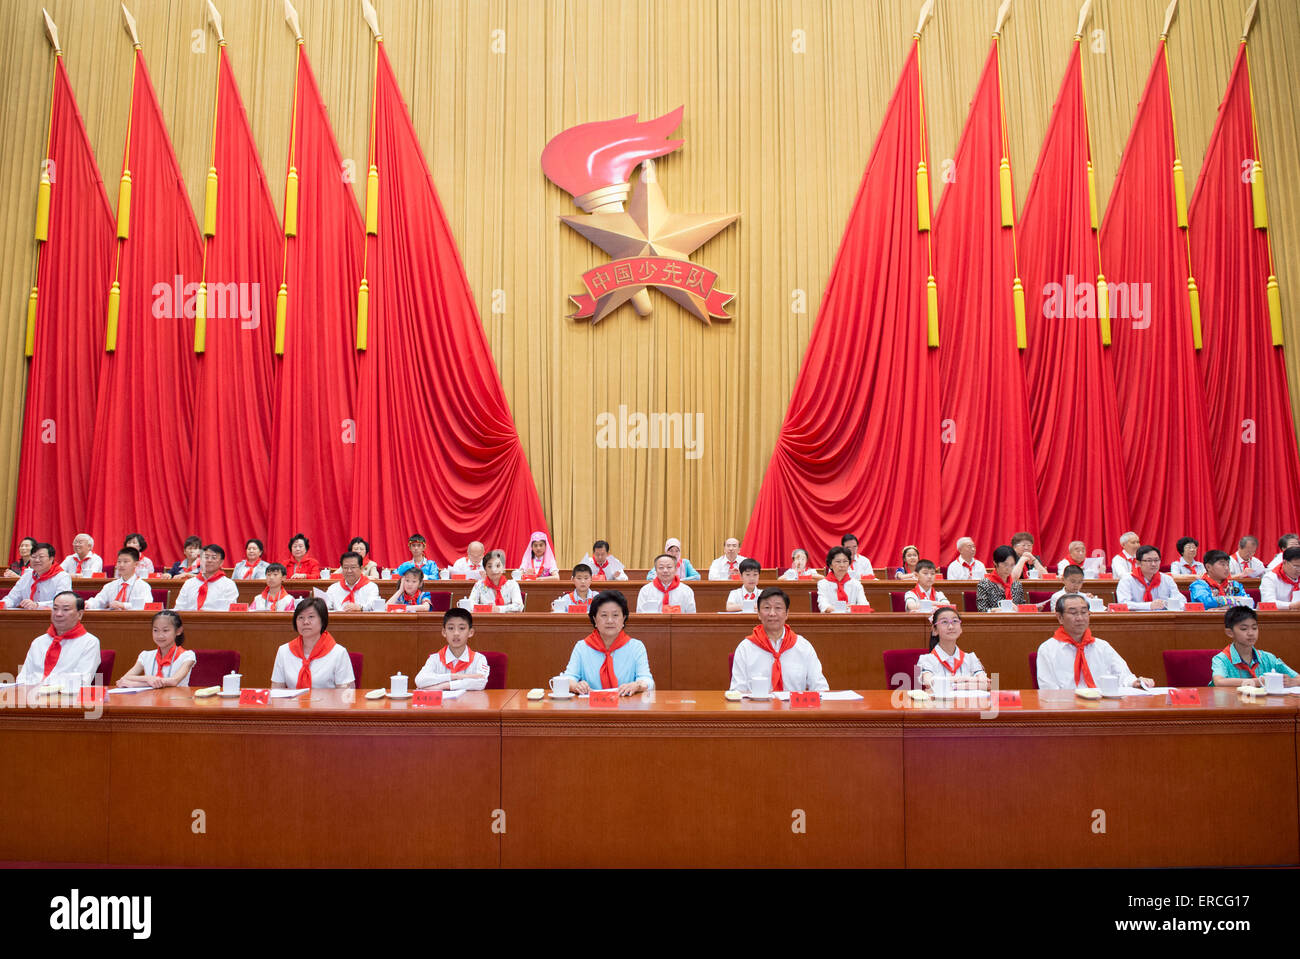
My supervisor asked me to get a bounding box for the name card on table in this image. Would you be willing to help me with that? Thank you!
[790,691,821,708]
[450,573,467,580]
[849,604,873,613]
[569,603,588,614]
[1097,573,1113,579]
[996,690,1022,708]
[228,603,249,612]
[239,688,270,706]
[90,572,106,578]
[386,604,407,612]
[589,689,619,707]
[1108,603,1129,612]
[1184,602,1205,612]
[730,574,741,581]
[79,686,106,705]
[520,572,538,581]
[1168,687,1202,706]
[1258,602,1278,611]
[663,605,682,613]
[473,604,493,614]
[1016,604,1037,613]
[144,602,162,611]
[413,689,443,707]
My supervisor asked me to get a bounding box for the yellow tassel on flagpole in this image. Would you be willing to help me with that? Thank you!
[35,171,51,242]
[356,279,369,350]
[1097,273,1111,345]
[25,287,38,357]
[1172,159,1187,229]
[105,281,121,351]
[284,167,299,237]
[365,164,379,235]
[999,157,1014,228]
[1268,274,1283,346]
[194,282,207,353]
[1251,160,1267,230]
[915,161,931,233]
[1187,276,1203,350]
[1013,277,1027,350]
[1087,160,1099,231]
[275,282,288,355]
[116,170,132,240]
[926,274,939,347]
[203,166,218,237]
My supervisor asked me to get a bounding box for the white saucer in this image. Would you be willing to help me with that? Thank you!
[548,691,574,699]
[743,692,772,700]
[217,690,242,698]
[1266,687,1294,696]
[1099,690,1131,698]
[387,691,413,699]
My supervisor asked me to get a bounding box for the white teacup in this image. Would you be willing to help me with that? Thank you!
[833,600,848,613]
[1263,671,1284,694]
[918,599,934,614]
[1098,674,1120,695]
[749,676,772,698]
[998,600,1016,612]
[222,672,241,695]
[59,674,80,695]
[740,599,757,614]
[390,672,408,696]
[1088,597,1105,612]
[550,675,570,695]
[931,675,954,698]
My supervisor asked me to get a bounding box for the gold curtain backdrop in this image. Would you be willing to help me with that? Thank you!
[0,0,1297,566]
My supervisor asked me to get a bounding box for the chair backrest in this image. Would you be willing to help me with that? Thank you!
[1246,588,1262,603]
[888,591,907,612]
[348,651,363,687]
[1028,651,1038,688]
[190,649,241,688]
[1026,590,1055,605]
[728,652,735,681]
[882,649,926,691]
[482,650,508,689]
[809,590,819,612]
[150,587,170,604]
[1162,649,1219,687]
[962,591,979,612]
[96,650,116,685]
[427,590,452,612]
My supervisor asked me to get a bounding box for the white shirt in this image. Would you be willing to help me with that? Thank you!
[551,589,596,612]
[1170,559,1205,576]
[903,584,950,611]
[324,577,381,611]
[850,554,876,579]
[708,555,749,580]
[414,648,490,690]
[729,633,828,693]
[85,575,152,610]
[779,567,820,581]
[174,574,239,611]
[817,576,868,611]
[61,552,104,577]
[448,557,485,580]
[1057,556,1103,577]
[726,585,761,609]
[17,629,101,685]
[917,645,986,684]
[1229,552,1266,577]
[1036,634,1136,690]
[1268,552,1286,571]
[1111,553,1138,578]
[3,568,73,608]
[249,589,296,612]
[1017,556,1045,579]
[1116,572,1185,610]
[579,554,628,581]
[135,556,155,577]
[134,647,197,686]
[271,641,354,688]
[636,580,697,613]
[1260,569,1300,605]
[1048,588,1101,610]
[458,577,525,612]
[946,558,986,581]
[234,560,268,579]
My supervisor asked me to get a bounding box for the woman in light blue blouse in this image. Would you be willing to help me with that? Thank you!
[562,590,654,696]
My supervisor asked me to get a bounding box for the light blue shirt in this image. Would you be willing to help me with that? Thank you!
[1187,578,1252,610]
[396,559,439,580]
[1211,645,1297,683]
[563,637,655,690]
[645,560,699,581]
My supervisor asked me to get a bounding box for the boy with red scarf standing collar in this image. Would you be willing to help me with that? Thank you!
[729,587,828,693]
[16,591,100,686]
[1035,595,1154,690]
[635,553,697,613]
[1115,545,1186,610]
[415,608,490,690]
[3,543,71,609]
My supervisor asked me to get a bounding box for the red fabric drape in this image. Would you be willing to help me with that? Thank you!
[190,48,282,555]
[350,45,548,564]
[12,58,115,556]
[1018,42,1130,561]
[743,42,939,566]
[1101,44,1218,550]
[267,49,362,565]
[86,51,202,561]
[935,41,1039,555]
[1190,43,1300,549]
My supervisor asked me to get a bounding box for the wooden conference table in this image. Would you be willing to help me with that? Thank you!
[0,687,1294,868]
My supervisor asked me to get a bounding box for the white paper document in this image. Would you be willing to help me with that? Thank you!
[271,688,310,699]
[772,690,864,701]
[106,686,151,694]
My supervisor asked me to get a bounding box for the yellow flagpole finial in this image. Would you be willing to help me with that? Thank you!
[35,168,52,242]
[365,164,379,235]
[999,157,1014,227]
[1187,276,1202,350]
[916,161,931,233]
[1267,275,1283,346]
[284,166,299,236]
[926,275,939,348]
[1172,159,1188,229]
[203,166,218,237]
[1251,160,1267,230]
[26,287,38,357]
[194,282,208,353]
[1013,277,1027,350]
[1087,160,1099,231]
[116,169,132,240]
[106,280,121,351]
[275,282,288,354]
[356,279,369,350]
[1097,273,1111,345]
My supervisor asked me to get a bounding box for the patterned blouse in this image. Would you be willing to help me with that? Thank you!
[975,576,1026,612]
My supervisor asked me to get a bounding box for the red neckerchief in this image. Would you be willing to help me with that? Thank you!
[593,559,610,580]
[1132,568,1162,602]
[1200,574,1228,597]
[986,571,1013,600]
[439,646,473,673]
[242,560,261,579]
[341,575,370,604]
[911,585,935,601]
[195,571,226,608]
[288,632,337,689]
[42,622,88,679]
[932,644,965,675]
[260,586,287,609]
[653,576,681,610]
[481,575,506,606]
[1053,627,1097,687]
[746,624,797,691]
[1234,552,1255,572]
[826,572,851,603]
[1276,565,1300,590]
[73,554,89,575]
[154,643,182,677]
[113,578,134,603]
[28,566,61,601]
[583,630,631,688]
[1221,644,1258,678]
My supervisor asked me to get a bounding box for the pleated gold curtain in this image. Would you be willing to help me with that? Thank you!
[0,0,1297,564]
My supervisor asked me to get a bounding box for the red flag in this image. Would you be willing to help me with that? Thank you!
[935,41,1039,554]
[190,47,283,554]
[350,44,548,564]
[743,42,939,565]
[1190,43,1300,549]
[1018,42,1130,560]
[267,48,362,564]
[1101,44,1218,549]
[87,50,202,559]
[12,58,116,555]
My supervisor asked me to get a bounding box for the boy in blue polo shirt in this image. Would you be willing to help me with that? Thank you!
[1210,606,1299,687]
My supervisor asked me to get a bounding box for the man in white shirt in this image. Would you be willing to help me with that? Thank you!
[415,608,491,690]
[1266,534,1300,571]
[447,541,486,580]
[1056,540,1103,577]
[1036,594,1153,690]
[637,554,697,613]
[173,545,239,611]
[85,548,153,610]
[325,551,381,611]
[1229,535,1267,579]
[579,540,628,581]
[946,537,986,581]
[708,538,748,580]
[16,591,101,686]
[1111,531,1141,578]
[1116,546,1186,610]
[3,542,72,609]
[729,587,829,693]
[1260,546,1300,608]
[904,560,950,611]
[61,533,103,577]
[1010,532,1049,580]
[842,534,875,580]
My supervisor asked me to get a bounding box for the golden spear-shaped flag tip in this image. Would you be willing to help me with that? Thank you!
[1075,0,1092,39]
[42,8,61,54]
[361,0,382,40]
[993,0,1013,36]
[284,0,303,42]
[1241,0,1258,40]
[207,1,225,44]
[913,0,934,39]
[121,4,140,47]
[1161,0,1179,38]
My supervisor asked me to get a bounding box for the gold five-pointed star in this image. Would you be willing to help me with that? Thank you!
[561,163,738,323]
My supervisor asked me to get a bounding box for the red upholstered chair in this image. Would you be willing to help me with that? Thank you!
[889,592,907,612]
[963,591,979,612]
[427,591,452,612]
[809,590,819,612]
[149,588,170,604]
[1028,651,1038,689]
[1027,590,1055,605]
[96,650,116,685]
[74,590,97,602]
[349,652,363,687]
[190,650,241,688]
[883,649,926,691]
[482,650,508,689]
[1246,588,1261,604]
[1162,649,1218,688]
